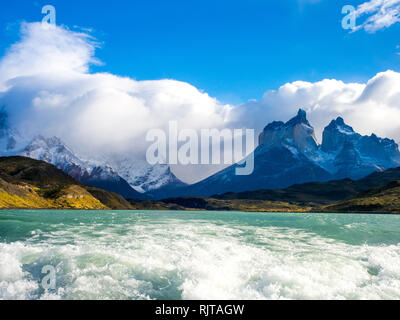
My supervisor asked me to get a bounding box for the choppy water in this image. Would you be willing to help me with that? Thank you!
[1,210,400,300]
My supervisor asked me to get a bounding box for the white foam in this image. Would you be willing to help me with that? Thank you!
[2,221,400,300]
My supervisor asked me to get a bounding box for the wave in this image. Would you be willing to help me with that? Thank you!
[1,217,400,300]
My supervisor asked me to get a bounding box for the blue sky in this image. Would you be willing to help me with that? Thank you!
[0,0,400,104]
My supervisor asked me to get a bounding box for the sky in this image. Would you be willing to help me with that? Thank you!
[0,0,400,183]
[1,0,400,104]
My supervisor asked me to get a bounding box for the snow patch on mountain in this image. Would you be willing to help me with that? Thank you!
[172,109,400,198]
[21,136,94,176]
[111,158,186,193]
[0,126,183,197]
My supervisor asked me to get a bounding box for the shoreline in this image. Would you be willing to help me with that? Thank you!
[0,208,398,215]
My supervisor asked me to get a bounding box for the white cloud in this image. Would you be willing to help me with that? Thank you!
[354,0,400,33]
[231,70,400,144]
[0,23,100,91]
[1,22,400,183]
[0,23,232,163]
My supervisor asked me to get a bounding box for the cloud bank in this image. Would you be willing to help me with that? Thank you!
[233,71,400,143]
[0,23,232,161]
[1,22,400,182]
[354,0,400,33]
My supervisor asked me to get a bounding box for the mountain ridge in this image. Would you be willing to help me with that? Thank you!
[150,109,400,199]
[157,165,400,213]
[1,156,400,213]
[0,108,185,200]
[1,109,399,201]
[19,136,146,199]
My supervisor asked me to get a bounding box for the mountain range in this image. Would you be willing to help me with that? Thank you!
[19,136,144,199]
[1,155,399,213]
[0,109,399,200]
[154,166,400,213]
[151,109,400,198]
[0,109,184,200]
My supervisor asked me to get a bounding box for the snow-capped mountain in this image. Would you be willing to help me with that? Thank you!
[110,158,186,193]
[320,117,400,179]
[5,134,186,199]
[1,107,399,200]
[161,109,400,198]
[18,136,145,199]
[20,135,96,181]
[0,108,185,199]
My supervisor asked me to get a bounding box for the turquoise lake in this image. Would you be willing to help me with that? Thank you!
[1,210,400,300]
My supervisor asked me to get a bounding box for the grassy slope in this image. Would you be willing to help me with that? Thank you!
[156,167,400,213]
[1,156,399,213]
[157,197,308,212]
[214,167,400,205]
[213,179,359,205]
[321,181,400,214]
[0,177,106,209]
[85,187,134,210]
[0,157,133,210]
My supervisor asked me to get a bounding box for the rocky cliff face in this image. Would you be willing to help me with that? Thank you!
[321,117,355,153]
[156,109,331,198]
[160,109,400,198]
[320,117,400,179]
[259,109,319,155]
[1,107,399,199]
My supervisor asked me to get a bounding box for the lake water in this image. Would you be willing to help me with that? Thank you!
[1,210,400,300]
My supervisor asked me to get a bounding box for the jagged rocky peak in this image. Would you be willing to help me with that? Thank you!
[25,135,63,150]
[334,117,345,126]
[111,158,186,193]
[259,108,318,154]
[19,135,145,198]
[289,109,318,153]
[325,117,355,134]
[321,117,358,153]
[263,121,285,131]
[23,136,125,180]
[321,117,400,163]
[22,135,79,165]
[258,121,284,145]
[157,110,400,197]
[286,108,310,127]
[358,133,400,162]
